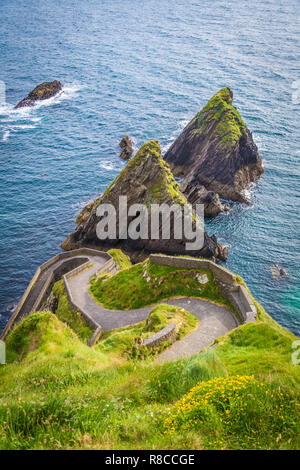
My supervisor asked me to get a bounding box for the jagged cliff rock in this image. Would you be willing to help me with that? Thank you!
[62,140,227,261]
[15,80,63,108]
[183,182,223,218]
[164,88,263,203]
[119,136,134,160]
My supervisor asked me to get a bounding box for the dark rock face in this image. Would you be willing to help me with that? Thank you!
[15,80,63,108]
[119,136,134,160]
[62,140,228,261]
[165,88,263,204]
[182,181,223,217]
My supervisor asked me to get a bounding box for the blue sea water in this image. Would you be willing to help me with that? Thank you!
[0,0,299,335]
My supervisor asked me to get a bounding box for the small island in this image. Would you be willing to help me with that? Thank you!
[15,80,63,108]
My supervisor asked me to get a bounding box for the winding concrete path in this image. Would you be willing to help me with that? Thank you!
[66,257,239,358]
[2,249,240,359]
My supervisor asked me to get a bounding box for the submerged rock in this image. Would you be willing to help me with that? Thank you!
[15,80,63,108]
[270,264,287,278]
[119,136,134,160]
[165,87,263,204]
[62,140,227,261]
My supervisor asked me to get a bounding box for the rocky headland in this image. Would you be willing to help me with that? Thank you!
[15,80,63,108]
[164,87,264,210]
[62,140,228,261]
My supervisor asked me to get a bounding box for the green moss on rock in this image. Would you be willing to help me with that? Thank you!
[190,87,246,151]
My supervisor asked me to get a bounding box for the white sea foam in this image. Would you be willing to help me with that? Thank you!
[253,133,265,151]
[161,118,190,153]
[32,83,81,109]
[2,130,10,142]
[99,160,124,171]
[241,182,257,202]
[12,124,36,130]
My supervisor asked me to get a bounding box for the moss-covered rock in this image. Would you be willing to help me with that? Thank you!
[62,140,227,260]
[15,80,63,108]
[165,88,263,203]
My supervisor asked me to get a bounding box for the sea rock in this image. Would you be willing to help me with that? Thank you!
[182,181,223,217]
[270,264,287,278]
[164,87,263,203]
[217,243,228,262]
[62,140,227,261]
[119,136,134,160]
[15,80,63,108]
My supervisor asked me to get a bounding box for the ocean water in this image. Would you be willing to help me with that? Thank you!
[0,0,299,335]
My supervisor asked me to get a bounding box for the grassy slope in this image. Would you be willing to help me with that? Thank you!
[52,280,93,342]
[89,259,236,316]
[0,310,298,450]
[0,252,299,450]
[107,249,132,270]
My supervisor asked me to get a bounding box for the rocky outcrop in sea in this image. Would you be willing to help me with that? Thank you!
[119,136,134,160]
[62,140,227,261]
[164,87,263,206]
[15,80,63,108]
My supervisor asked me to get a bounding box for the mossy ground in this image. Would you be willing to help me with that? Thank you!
[89,259,235,315]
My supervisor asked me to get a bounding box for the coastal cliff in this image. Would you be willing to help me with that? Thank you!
[62,140,227,261]
[164,88,263,204]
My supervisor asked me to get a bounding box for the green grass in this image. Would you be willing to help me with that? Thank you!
[164,375,299,449]
[89,259,235,315]
[95,304,198,358]
[0,263,299,450]
[52,280,93,342]
[107,249,132,270]
[0,306,299,449]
